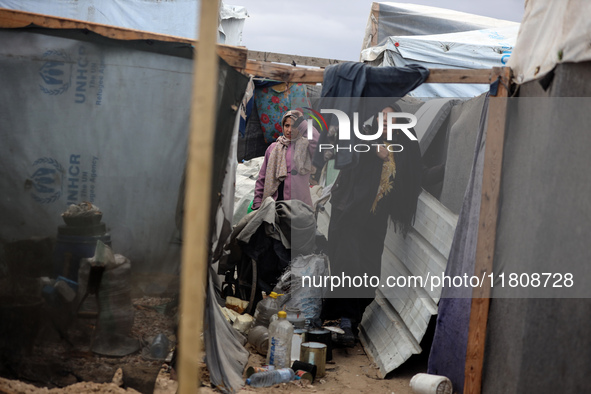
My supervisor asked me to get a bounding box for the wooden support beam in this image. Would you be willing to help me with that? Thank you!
[248,50,346,68]
[243,59,498,84]
[0,8,501,85]
[0,8,247,69]
[243,59,324,83]
[463,67,512,394]
[177,0,219,392]
[425,69,497,84]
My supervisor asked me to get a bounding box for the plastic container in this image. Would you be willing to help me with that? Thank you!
[409,373,453,394]
[247,325,269,355]
[286,307,306,329]
[246,368,296,387]
[266,311,294,368]
[291,333,302,362]
[253,292,281,328]
[53,231,111,280]
[150,333,170,359]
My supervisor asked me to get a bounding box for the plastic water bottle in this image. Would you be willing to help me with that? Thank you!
[266,311,294,368]
[253,292,281,328]
[245,368,296,387]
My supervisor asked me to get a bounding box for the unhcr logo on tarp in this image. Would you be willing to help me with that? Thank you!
[39,50,72,96]
[26,157,64,204]
[37,47,106,104]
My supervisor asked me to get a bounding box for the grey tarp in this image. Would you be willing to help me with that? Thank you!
[482,64,591,393]
[0,28,195,272]
[427,94,489,393]
[0,27,248,273]
[204,274,249,394]
[439,94,488,214]
[0,25,251,392]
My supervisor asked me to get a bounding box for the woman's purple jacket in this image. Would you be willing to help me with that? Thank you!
[252,128,319,210]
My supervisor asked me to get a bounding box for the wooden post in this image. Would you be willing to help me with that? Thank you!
[177,0,219,393]
[463,67,512,394]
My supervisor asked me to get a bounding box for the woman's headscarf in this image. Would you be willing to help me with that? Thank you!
[373,103,423,235]
[281,109,303,129]
[261,110,312,203]
[331,102,423,237]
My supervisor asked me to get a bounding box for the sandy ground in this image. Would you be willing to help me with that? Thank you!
[1,340,427,394]
[0,291,428,393]
[228,341,427,394]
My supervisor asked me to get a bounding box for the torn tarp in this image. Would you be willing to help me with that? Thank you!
[204,274,249,394]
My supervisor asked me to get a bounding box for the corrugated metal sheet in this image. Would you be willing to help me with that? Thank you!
[359,191,457,377]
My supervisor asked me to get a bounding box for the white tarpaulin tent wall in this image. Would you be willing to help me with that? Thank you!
[360,2,520,97]
[508,0,591,84]
[0,0,248,46]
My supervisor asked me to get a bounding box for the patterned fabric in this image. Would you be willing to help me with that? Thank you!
[371,143,397,213]
[255,83,310,143]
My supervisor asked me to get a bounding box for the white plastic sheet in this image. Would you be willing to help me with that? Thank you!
[508,0,591,84]
[0,0,247,45]
[362,1,518,48]
[360,2,520,97]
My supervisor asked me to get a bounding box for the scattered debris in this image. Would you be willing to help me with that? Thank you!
[112,368,124,387]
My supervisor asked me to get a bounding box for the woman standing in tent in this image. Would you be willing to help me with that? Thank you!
[324,103,423,346]
[252,110,319,210]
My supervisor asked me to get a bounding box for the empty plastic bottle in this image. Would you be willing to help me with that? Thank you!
[266,311,294,368]
[245,367,297,387]
[253,291,281,328]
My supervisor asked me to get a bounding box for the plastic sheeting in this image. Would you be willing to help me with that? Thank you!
[360,2,519,97]
[204,274,250,394]
[0,0,247,46]
[0,27,247,273]
[361,2,518,49]
[482,76,591,393]
[232,157,264,226]
[508,0,591,84]
[0,29,192,272]
[427,94,489,393]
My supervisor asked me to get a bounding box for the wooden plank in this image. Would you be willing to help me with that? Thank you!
[243,59,324,84]
[426,69,494,84]
[247,50,346,68]
[0,8,247,68]
[243,59,495,84]
[463,67,512,394]
[177,0,219,392]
